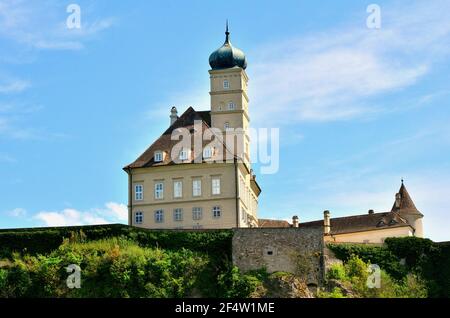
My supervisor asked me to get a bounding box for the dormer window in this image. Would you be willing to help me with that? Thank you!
[228,102,235,110]
[154,151,163,162]
[223,80,229,89]
[179,148,189,161]
[203,146,212,159]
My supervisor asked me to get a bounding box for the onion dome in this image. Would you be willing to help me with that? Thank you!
[209,22,247,70]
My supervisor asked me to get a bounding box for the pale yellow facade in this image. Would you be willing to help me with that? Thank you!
[127,53,260,229]
[129,161,258,229]
[325,226,414,244]
[210,67,251,164]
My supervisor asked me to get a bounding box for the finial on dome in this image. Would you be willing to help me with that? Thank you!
[209,22,247,70]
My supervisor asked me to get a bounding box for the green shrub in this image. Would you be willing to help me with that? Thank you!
[0,238,212,298]
[217,266,265,298]
[323,254,428,298]
[326,264,347,281]
[318,287,345,298]
[0,225,233,261]
[328,238,450,297]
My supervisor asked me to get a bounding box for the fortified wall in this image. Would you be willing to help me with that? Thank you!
[232,227,325,286]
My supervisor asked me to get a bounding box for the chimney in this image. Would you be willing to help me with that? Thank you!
[368,209,374,214]
[395,193,401,209]
[324,210,331,235]
[170,106,178,125]
[292,215,299,228]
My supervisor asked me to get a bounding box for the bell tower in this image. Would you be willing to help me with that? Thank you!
[208,23,250,163]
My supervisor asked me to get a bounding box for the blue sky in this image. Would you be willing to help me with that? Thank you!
[1,0,449,241]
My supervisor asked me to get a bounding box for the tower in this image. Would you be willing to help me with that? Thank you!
[391,181,424,237]
[208,23,250,164]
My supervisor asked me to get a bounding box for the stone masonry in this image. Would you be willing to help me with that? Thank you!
[232,227,325,286]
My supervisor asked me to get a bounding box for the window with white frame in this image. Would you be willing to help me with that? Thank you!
[212,206,221,218]
[154,151,163,162]
[192,207,202,220]
[192,179,202,197]
[173,208,183,222]
[135,184,143,201]
[173,180,182,198]
[224,122,230,130]
[135,211,143,224]
[212,178,221,195]
[203,147,212,159]
[223,80,229,89]
[154,182,164,199]
[154,209,164,223]
[179,148,189,161]
[228,102,235,110]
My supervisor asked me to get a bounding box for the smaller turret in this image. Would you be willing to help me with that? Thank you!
[391,180,424,237]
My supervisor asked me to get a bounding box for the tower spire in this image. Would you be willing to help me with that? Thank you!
[225,20,230,44]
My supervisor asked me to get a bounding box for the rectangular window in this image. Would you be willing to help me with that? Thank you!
[155,182,164,199]
[192,207,202,220]
[193,224,203,229]
[154,151,163,162]
[173,208,183,222]
[193,179,202,197]
[154,209,164,223]
[135,184,143,201]
[179,149,189,161]
[135,211,143,224]
[212,206,221,218]
[228,102,235,110]
[203,147,212,159]
[173,180,182,198]
[223,80,229,89]
[212,178,221,195]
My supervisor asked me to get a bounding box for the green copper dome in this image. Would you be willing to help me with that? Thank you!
[209,23,247,70]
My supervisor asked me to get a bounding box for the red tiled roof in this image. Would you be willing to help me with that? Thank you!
[124,107,234,169]
[258,219,291,228]
[262,211,412,234]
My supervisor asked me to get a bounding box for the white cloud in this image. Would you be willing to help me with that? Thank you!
[0,0,115,51]
[0,78,30,93]
[33,202,127,227]
[103,202,128,222]
[6,207,27,217]
[249,0,450,124]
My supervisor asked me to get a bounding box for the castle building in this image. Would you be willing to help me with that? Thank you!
[260,181,425,244]
[124,26,425,243]
[124,25,261,229]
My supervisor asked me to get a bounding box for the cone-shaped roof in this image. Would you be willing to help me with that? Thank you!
[391,181,423,216]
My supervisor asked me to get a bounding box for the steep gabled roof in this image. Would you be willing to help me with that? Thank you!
[391,182,423,216]
[124,107,233,170]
